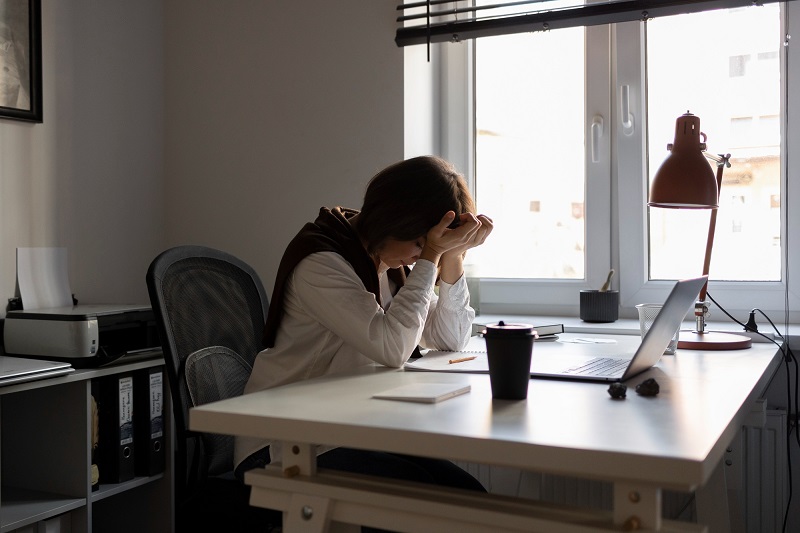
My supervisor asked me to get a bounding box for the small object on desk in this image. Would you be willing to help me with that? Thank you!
[483,322,535,400]
[599,268,615,292]
[449,356,477,364]
[608,382,627,399]
[474,322,564,338]
[579,289,619,323]
[636,303,680,355]
[580,269,618,322]
[635,378,660,397]
[373,382,471,403]
[530,323,564,337]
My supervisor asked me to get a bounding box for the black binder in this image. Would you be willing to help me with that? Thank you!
[90,380,100,491]
[134,366,165,476]
[98,373,135,483]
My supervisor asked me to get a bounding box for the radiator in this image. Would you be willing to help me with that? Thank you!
[736,410,788,532]
[456,410,788,530]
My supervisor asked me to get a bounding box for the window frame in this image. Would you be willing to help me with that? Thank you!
[412,2,800,323]
[616,4,800,323]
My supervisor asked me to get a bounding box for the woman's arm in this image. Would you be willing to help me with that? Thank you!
[290,252,437,368]
[419,275,475,350]
[418,213,492,350]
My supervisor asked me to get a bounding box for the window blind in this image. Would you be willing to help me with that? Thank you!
[396,0,793,47]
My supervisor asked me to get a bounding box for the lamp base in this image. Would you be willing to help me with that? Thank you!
[677,330,752,350]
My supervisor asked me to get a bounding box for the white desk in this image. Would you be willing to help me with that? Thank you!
[189,334,782,532]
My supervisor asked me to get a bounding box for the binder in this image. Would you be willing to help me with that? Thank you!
[98,373,135,483]
[90,380,100,491]
[134,366,165,476]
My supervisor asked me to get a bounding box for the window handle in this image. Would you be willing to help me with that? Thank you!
[620,85,635,136]
[591,115,604,163]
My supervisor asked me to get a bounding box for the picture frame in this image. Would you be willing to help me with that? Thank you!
[0,0,42,123]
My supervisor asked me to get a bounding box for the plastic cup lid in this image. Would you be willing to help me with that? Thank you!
[483,320,536,336]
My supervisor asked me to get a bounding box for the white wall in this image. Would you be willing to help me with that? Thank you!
[163,0,404,295]
[0,0,403,317]
[0,0,165,316]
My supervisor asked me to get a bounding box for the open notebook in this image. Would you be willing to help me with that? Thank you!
[0,356,74,387]
[406,276,706,383]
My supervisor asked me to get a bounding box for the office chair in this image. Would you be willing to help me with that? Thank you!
[146,245,280,532]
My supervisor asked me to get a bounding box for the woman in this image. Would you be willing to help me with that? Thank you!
[234,155,492,491]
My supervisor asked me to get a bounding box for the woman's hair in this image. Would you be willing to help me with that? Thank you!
[354,155,475,255]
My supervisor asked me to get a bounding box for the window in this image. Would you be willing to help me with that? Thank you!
[426,2,800,320]
[470,27,587,279]
[646,6,782,283]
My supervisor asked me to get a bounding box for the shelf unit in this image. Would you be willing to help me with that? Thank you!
[0,357,173,533]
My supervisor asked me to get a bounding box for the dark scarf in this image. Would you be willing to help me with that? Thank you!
[262,206,408,348]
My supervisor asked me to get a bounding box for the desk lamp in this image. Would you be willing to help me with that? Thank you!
[648,111,752,350]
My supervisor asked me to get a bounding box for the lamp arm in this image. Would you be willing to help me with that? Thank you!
[698,153,730,304]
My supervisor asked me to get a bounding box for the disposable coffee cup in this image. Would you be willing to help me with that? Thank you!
[482,321,535,400]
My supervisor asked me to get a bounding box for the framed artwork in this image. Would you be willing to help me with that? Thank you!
[0,0,41,123]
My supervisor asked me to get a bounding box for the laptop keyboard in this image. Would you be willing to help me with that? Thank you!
[562,357,629,377]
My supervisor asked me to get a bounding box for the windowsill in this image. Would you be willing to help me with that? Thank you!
[474,313,799,347]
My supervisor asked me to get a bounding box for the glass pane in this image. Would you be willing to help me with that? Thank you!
[472,27,585,279]
[646,5,782,282]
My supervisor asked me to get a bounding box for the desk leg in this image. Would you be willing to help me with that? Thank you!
[278,443,359,533]
[282,443,324,533]
[696,459,732,533]
[282,442,317,476]
[614,482,662,530]
[284,493,334,533]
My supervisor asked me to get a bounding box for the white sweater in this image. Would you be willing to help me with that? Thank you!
[234,251,474,467]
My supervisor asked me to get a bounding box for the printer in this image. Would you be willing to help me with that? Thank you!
[3,304,161,367]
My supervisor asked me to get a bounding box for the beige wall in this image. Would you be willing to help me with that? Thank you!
[163,0,404,295]
[0,0,165,315]
[0,0,403,318]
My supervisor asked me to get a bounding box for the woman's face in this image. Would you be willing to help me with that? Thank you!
[376,237,426,269]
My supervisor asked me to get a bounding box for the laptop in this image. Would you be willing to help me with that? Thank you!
[530,275,707,382]
[0,356,74,387]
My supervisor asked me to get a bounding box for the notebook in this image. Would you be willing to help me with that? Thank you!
[373,382,471,403]
[405,276,707,383]
[0,356,74,387]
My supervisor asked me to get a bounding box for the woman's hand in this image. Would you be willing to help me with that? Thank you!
[419,212,494,283]
[442,213,493,259]
[439,213,493,283]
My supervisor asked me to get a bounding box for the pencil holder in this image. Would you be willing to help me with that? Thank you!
[579,290,619,323]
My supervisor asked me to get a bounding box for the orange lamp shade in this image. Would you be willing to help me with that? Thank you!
[649,112,719,209]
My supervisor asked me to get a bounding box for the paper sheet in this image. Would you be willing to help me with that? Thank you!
[559,337,618,344]
[404,351,490,373]
[17,247,73,310]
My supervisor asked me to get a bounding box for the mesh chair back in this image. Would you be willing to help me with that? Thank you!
[185,346,252,474]
[146,245,268,479]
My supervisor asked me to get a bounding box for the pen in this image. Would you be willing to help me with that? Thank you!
[448,356,476,364]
